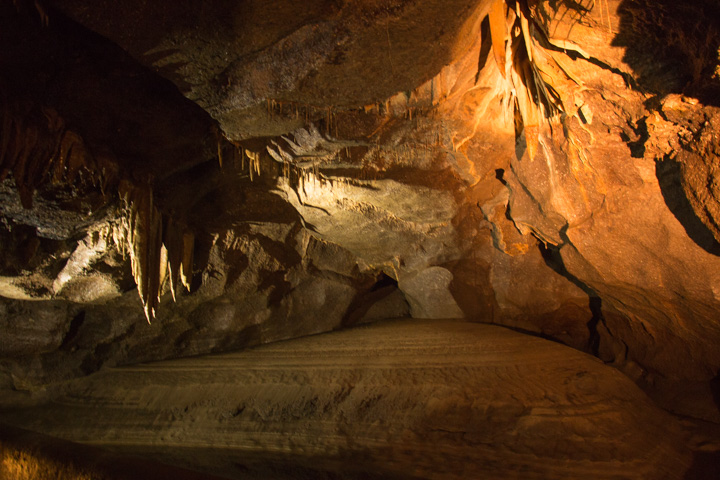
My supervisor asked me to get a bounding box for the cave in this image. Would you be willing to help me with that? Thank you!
[1,0,720,478]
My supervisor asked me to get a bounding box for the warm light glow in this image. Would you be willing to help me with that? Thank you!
[1,445,93,480]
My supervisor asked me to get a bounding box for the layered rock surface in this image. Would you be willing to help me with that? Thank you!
[1,0,720,459]
[0,319,693,479]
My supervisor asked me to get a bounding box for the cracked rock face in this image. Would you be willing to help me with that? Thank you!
[2,0,720,469]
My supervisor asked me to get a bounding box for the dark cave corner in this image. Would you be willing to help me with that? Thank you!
[613,0,720,107]
[615,0,720,257]
[342,272,408,328]
[681,371,720,479]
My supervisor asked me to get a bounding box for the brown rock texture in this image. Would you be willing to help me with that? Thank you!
[0,319,693,479]
[0,424,229,480]
[1,0,720,474]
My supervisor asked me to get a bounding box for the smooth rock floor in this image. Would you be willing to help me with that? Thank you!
[1,319,692,479]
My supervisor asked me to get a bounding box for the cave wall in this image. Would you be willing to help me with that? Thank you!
[1,0,720,422]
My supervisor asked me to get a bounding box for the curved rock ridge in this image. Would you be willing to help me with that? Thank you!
[1,319,692,479]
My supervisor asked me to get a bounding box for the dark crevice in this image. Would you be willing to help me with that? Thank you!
[626,117,649,158]
[587,297,603,357]
[190,232,215,292]
[538,239,606,357]
[583,56,643,91]
[370,272,397,292]
[342,272,405,328]
[538,239,596,297]
[60,310,85,351]
[475,15,492,84]
[504,204,514,222]
[494,324,570,347]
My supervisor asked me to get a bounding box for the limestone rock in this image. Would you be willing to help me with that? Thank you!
[0,299,72,357]
[672,105,720,244]
[358,288,410,324]
[398,267,464,319]
[278,177,460,270]
[1,0,720,435]
[0,319,692,479]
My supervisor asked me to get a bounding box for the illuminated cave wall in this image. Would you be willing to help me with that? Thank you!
[1,0,720,422]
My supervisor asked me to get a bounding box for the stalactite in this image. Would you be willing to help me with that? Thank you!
[0,100,205,321]
[116,182,195,322]
[265,98,347,135]
[0,102,101,208]
[216,130,224,168]
[10,0,49,26]
[121,182,151,321]
[244,149,260,181]
[163,217,182,302]
[180,232,194,291]
[475,0,594,161]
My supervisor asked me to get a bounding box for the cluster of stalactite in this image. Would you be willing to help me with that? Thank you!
[266,100,342,137]
[279,161,344,203]
[484,0,595,160]
[215,132,262,181]
[0,100,115,207]
[265,95,433,140]
[9,0,49,26]
[113,183,194,322]
[1,0,603,323]
[1,99,197,322]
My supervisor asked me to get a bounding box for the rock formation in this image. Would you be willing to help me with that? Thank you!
[0,320,695,479]
[1,0,720,477]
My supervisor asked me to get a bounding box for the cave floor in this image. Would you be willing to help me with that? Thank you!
[0,319,714,479]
